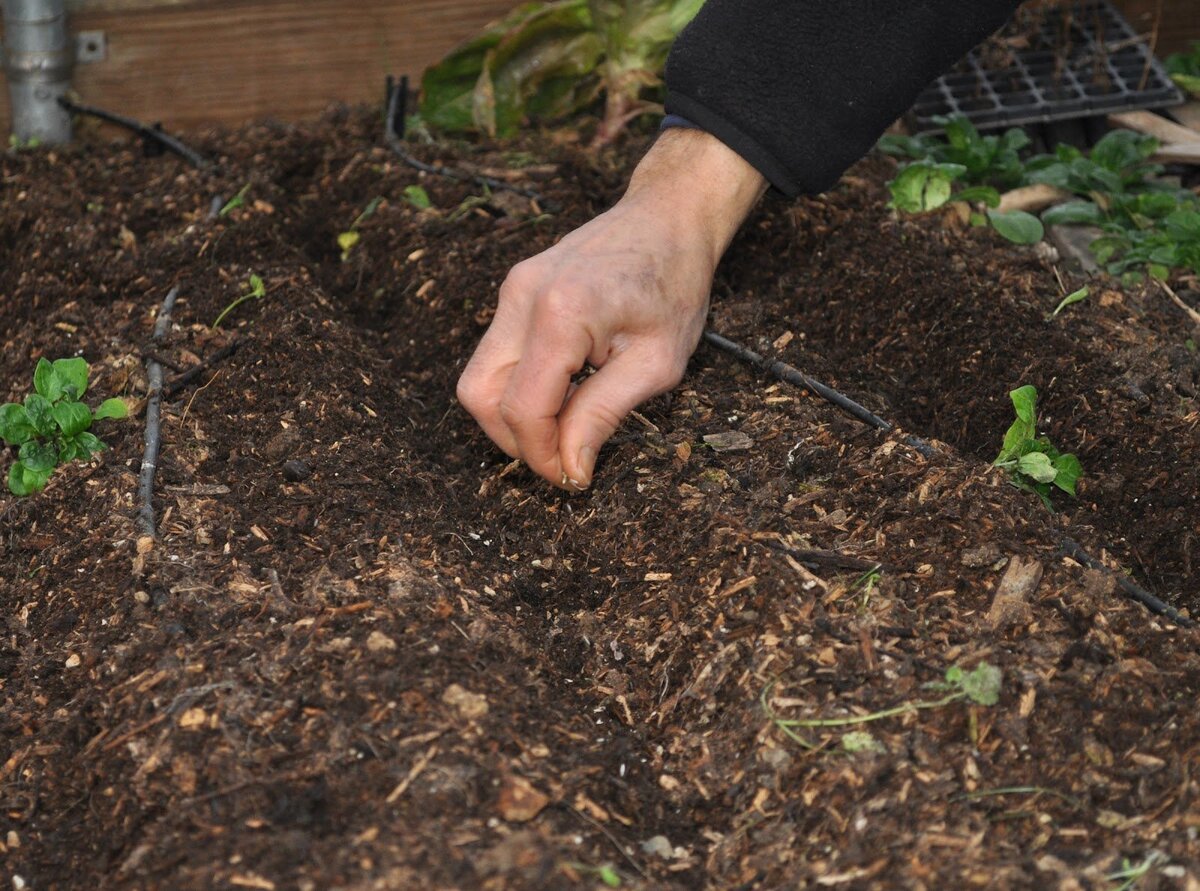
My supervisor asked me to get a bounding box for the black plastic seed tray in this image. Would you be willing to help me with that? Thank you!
[911,0,1183,132]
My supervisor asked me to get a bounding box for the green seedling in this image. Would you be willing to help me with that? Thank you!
[337,196,386,261]
[7,134,42,151]
[764,662,1002,748]
[402,186,431,210]
[1051,286,1089,318]
[879,114,1029,189]
[0,358,128,496]
[219,184,251,217]
[212,273,266,329]
[993,385,1082,509]
[887,159,1042,245]
[1106,852,1168,891]
[567,862,622,887]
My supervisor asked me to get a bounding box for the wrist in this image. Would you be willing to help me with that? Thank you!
[622,128,766,267]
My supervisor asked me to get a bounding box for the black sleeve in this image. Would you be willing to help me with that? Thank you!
[664,0,1024,197]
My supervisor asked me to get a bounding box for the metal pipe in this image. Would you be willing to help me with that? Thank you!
[2,0,73,144]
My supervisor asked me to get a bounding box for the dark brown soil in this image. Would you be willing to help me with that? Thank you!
[2,108,1198,891]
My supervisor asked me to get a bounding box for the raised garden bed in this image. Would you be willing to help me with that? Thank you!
[1,109,1199,888]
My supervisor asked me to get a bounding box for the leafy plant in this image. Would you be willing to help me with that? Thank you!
[879,115,1029,189]
[1166,41,1200,98]
[1025,129,1165,198]
[419,0,703,144]
[886,157,1042,245]
[993,385,1081,508]
[764,662,1002,748]
[0,358,128,496]
[212,273,266,328]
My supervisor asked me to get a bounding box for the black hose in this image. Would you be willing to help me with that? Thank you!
[702,330,936,457]
[58,97,209,169]
[703,328,1194,629]
[383,82,556,211]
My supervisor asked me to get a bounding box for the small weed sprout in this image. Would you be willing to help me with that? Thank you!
[763,662,1002,748]
[0,358,128,496]
[1106,851,1169,891]
[7,134,42,151]
[212,273,267,329]
[993,385,1082,509]
[337,196,386,261]
[1051,285,1089,318]
[219,184,251,218]
[567,862,622,887]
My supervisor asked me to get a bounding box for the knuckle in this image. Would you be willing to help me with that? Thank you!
[456,369,485,412]
[497,396,525,428]
[646,358,684,392]
[499,261,539,301]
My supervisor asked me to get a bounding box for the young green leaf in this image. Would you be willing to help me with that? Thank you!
[34,358,62,401]
[52,357,89,400]
[8,462,51,496]
[1016,451,1058,484]
[76,432,107,456]
[1041,201,1105,227]
[94,398,128,421]
[1051,453,1083,496]
[19,440,58,473]
[249,274,267,299]
[52,401,93,437]
[337,230,361,259]
[1009,385,1037,426]
[24,394,55,437]
[219,184,251,217]
[842,730,886,754]
[403,185,432,209]
[950,662,1003,706]
[0,403,36,445]
[987,209,1045,245]
[1051,286,1089,318]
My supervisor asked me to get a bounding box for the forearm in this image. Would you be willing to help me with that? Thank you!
[665,0,1024,196]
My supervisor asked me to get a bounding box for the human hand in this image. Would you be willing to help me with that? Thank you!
[457,129,766,490]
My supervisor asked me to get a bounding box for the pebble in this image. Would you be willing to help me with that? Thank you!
[282,460,312,482]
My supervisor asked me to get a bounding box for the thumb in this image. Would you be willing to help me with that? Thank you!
[558,347,682,487]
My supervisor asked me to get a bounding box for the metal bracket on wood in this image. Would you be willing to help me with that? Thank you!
[75,29,106,63]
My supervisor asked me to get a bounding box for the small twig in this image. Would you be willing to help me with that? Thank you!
[385,743,439,804]
[163,341,240,400]
[138,287,179,538]
[383,82,556,211]
[1159,281,1200,328]
[57,97,208,169]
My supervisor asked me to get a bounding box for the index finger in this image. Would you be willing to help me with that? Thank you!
[498,309,594,488]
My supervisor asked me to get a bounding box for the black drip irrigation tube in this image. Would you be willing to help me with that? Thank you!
[383,78,556,211]
[702,329,1195,629]
[58,97,209,169]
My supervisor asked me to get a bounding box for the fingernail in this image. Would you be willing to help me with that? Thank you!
[578,446,597,481]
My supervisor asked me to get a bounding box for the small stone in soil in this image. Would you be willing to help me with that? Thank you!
[282,460,312,482]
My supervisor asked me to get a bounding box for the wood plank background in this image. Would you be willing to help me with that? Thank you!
[1,0,516,132]
[1,0,1199,133]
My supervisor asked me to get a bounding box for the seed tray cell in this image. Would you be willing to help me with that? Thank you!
[911,0,1182,132]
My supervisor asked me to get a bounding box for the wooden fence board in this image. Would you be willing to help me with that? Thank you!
[1,0,516,132]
